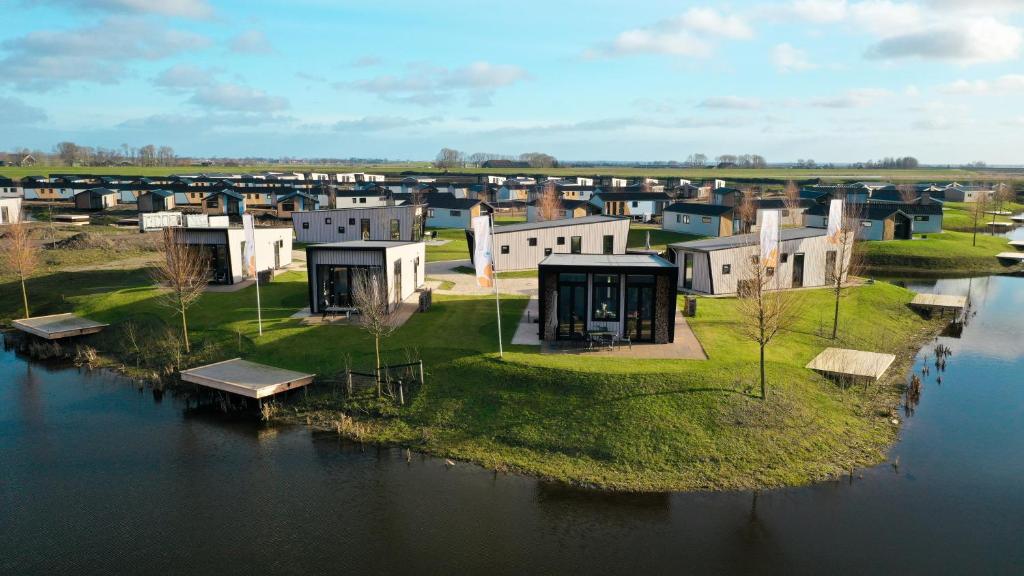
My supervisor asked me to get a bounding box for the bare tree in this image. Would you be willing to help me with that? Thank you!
[150,228,208,354]
[535,181,563,221]
[824,196,864,339]
[735,237,800,400]
[994,182,1015,213]
[0,220,38,318]
[897,184,917,204]
[736,191,757,234]
[350,267,399,396]
[435,148,464,170]
[970,189,991,247]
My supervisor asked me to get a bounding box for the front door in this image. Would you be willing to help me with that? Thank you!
[893,213,911,239]
[556,274,587,339]
[360,218,371,240]
[792,253,805,288]
[625,275,655,341]
[393,259,402,306]
[682,253,693,290]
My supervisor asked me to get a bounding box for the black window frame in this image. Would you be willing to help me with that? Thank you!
[337,226,345,234]
[528,237,538,247]
[591,273,620,322]
[302,222,309,229]
[500,245,510,254]
[325,217,332,225]
[602,235,614,255]
[722,264,731,275]
[556,236,565,246]
[570,236,582,254]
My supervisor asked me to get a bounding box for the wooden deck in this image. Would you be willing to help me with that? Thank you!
[1011,214,1024,222]
[806,348,896,381]
[1007,240,1024,250]
[996,252,1024,263]
[12,313,108,340]
[180,358,315,399]
[53,214,90,225]
[910,293,968,314]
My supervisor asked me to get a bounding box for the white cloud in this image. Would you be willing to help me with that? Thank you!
[230,30,272,54]
[593,7,752,58]
[809,88,890,108]
[699,96,762,109]
[787,0,847,22]
[36,0,213,19]
[0,17,210,91]
[346,61,527,107]
[188,83,289,113]
[939,74,1024,95]
[333,116,442,132]
[154,64,217,89]
[866,17,1022,63]
[773,43,817,72]
[0,96,47,125]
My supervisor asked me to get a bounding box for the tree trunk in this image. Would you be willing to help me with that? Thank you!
[20,274,30,318]
[375,336,381,397]
[831,288,841,340]
[180,304,191,354]
[760,344,766,400]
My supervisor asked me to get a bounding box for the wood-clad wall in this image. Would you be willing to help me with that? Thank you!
[493,218,630,271]
[291,205,423,244]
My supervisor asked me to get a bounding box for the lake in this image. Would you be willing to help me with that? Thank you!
[1,273,1022,575]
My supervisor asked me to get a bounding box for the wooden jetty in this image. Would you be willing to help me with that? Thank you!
[806,348,896,382]
[1011,214,1024,223]
[53,214,90,226]
[996,252,1024,263]
[1008,240,1024,250]
[12,313,108,340]
[180,358,314,400]
[986,221,1013,229]
[910,293,968,317]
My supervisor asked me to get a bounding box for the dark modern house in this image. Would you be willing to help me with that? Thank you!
[305,240,426,314]
[537,253,678,344]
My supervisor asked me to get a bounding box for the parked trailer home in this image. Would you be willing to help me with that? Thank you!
[467,215,631,272]
[538,253,678,344]
[176,226,293,285]
[424,193,485,228]
[592,191,671,222]
[663,202,736,237]
[272,191,320,219]
[669,227,852,295]
[0,197,22,224]
[73,188,118,211]
[137,189,176,213]
[305,241,426,314]
[291,205,425,244]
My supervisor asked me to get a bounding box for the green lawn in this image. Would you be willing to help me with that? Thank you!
[861,230,1021,275]
[627,225,702,251]
[452,265,537,278]
[426,228,470,262]
[941,200,1024,231]
[4,252,943,491]
[494,214,526,224]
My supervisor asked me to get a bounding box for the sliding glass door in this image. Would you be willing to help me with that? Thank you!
[556,273,587,339]
[625,275,655,341]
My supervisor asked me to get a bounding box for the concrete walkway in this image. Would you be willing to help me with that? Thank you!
[425,259,538,297]
[291,291,421,327]
[511,298,541,345]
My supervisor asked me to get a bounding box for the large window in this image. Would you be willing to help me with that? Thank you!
[570,236,582,254]
[205,197,219,208]
[282,202,295,212]
[592,274,620,322]
[450,209,462,217]
[390,219,400,240]
[602,235,614,254]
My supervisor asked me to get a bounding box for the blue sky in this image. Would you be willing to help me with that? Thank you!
[2,0,1023,163]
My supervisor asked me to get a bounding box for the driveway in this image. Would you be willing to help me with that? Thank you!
[425,259,537,296]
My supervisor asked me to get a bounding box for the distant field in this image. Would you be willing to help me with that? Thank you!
[3,164,1023,184]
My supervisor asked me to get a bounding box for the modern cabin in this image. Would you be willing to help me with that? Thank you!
[803,202,943,240]
[423,193,485,228]
[663,202,736,237]
[305,240,426,314]
[537,253,678,344]
[591,191,671,222]
[467,215,631,272]
[669,227,852,295]
[73,188,118,211]
[137,189,176,213]
[0,197,22,224]
[176,226,293,285]
[291,205,425,244]
[202,189,246,216]
[273,191,320,219]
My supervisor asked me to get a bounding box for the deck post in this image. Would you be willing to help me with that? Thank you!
[418,360,424,386]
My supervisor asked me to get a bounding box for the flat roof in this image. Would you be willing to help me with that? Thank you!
[670,227,826,252]
[12,313,108,340]
[806,348,896,381]
[311,240,422,249]
[539,253,676,268]
[180,358,315,399]
[493,214,627,234]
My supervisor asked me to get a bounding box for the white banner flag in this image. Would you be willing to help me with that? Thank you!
[760,209,781,267]
[827,199,844,243]
[242,213,257,277]
[471,215,494,288]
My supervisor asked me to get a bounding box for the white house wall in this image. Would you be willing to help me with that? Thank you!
[493,219,630,271]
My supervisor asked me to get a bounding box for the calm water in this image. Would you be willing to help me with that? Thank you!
[2,275,1023,575]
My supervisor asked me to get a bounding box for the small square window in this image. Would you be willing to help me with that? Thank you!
[544,248,553,256]
[722,264,731,275]
[359,197,367,203]
[683,215,691,224]
[766,267,775,277]
[338,226,345,234]
[702,216,712,224]
[861,221,873,227]
[349,218,355,225]
[556,236,565,245]
[302,222,309,229]
[500,245,509,254]
[780,253,789,263]
[528,237,537,246]
[325,217,332,225]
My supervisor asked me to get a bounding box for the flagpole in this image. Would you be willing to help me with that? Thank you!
[491,212,503,358]
[254,247,263,336]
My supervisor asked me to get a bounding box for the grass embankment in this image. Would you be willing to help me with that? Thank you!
[941,201,1024,231]
[861,230,1021,276]
[5,164,1023,184]
[4,256,940,490]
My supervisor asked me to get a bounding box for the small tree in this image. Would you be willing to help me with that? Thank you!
[782,180,801,226]
[897,184,917,204]
[736,191,757,234]
[535,182,563,221]
[994,182,1015,213]
[736,236,800,400]
[824,196,864,339]
[351,267,399,396]
[151,228,208,354]
[0,220,38,318]
[970,188,991,247]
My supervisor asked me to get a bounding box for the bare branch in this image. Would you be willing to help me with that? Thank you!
[0,220,39,318]
[535,181,563,221]
[150,228,208,354]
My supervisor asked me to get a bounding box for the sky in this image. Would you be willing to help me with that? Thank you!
[2,0,1024,163]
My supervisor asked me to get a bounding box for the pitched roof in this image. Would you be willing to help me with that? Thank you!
[141,189,174,198]
[593,191,671,201]
[204,189,245,201]
[663,202,733,216]
[492,214,628,234]
[423,193,481,210]
[804,202,943,218]
[76,187,117,197]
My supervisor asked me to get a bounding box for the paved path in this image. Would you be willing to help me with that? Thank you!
[511,298,541,345]
[425,259,537,296]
